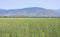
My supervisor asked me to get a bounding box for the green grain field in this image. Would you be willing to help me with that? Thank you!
[0,18,60,37]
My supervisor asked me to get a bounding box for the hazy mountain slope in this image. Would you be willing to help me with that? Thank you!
[56,9,60,17]
[0,7,60,17]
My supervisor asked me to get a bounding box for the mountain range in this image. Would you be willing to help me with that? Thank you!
[0,7,60,17]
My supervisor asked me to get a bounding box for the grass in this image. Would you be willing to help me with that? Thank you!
[0,18,60,37]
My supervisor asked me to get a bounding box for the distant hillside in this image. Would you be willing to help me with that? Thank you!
[0,7,60,17]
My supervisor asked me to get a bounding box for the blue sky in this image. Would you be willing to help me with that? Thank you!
[0,0,60,9]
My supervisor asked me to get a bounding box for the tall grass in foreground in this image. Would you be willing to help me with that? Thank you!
[0,18,60,37]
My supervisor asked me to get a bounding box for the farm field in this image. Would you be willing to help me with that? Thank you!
[0,18,60,37]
